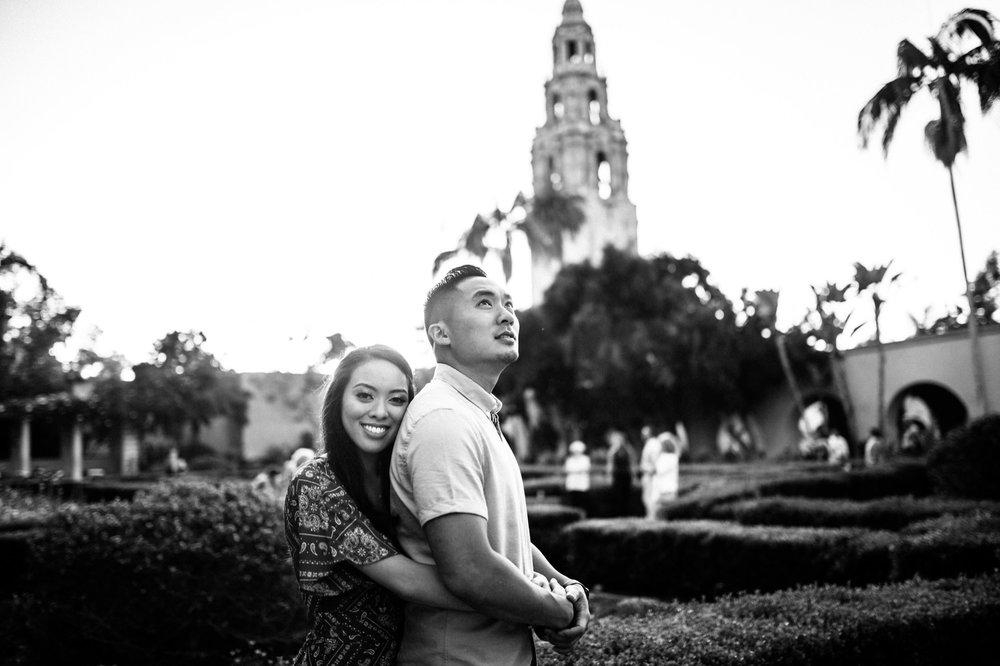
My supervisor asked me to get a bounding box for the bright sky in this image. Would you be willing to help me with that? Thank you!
[1,0,998,373]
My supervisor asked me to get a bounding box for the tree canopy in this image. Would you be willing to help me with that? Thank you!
[496,247,808,442]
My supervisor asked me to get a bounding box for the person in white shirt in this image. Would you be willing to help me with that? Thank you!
[564,440,591,513]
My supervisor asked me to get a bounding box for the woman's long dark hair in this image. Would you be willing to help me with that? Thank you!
[320,345,413,535]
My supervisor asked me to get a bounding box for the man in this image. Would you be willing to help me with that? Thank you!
[390,265,591,664]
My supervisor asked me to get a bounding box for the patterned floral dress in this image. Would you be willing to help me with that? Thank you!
[284,455,403,666]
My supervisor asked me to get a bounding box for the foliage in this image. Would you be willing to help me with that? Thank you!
[915,250,1000,332]
[5,480,303,665]
[703,494,1000,530]
[927,413,1000,499]
[498,247,808,443]
[535,573,1000,665]
[858,9,1000,162]
[92,331,249,445]
[527,503,585,571]
[661,462,931,520]
[0,243,79,400]
[562,510,1000,600]
[432,190,586,281]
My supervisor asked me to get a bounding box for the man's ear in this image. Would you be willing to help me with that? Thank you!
[428,322,451,348]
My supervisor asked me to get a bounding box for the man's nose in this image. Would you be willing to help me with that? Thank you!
[498,307,515,325]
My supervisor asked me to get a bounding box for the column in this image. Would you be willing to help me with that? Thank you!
[18,417,31,477]
[71,419,84,481]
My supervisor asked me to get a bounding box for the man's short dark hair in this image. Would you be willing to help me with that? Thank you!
[423,264,488,342]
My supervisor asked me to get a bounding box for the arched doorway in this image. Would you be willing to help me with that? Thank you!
[887,382,968,450]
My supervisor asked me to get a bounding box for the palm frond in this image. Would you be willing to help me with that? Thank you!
[896,38,931,77]
[858,76,920,154]
[431,249,460,276]
[463,214,491,260]
[963,43,1000,112]
[924,77,967,167]
[941,8,997,46]
[499,232,513,283]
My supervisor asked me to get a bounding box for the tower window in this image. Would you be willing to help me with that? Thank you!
[584,41,594,64]
[548,157,562,191]
[596,152,611,200]
[588,90,600,125]
[567,40,580,63]
[553,94,564,120]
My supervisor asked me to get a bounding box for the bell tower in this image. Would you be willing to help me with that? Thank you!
[529,0,639,302]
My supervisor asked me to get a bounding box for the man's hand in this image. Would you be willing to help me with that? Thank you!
[534,579,591,654]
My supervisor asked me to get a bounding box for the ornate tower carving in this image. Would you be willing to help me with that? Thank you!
[529,0,639,303]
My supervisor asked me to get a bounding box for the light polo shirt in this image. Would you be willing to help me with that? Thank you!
[389,363,534,666]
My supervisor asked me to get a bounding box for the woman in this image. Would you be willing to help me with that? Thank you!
[284,345,570,665]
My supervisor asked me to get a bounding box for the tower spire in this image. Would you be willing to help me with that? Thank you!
[528,1,639,304]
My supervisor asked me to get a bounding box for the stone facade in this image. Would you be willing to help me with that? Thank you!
[529,0,639,302]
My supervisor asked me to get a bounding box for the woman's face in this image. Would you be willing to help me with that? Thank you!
[341,359,410,456]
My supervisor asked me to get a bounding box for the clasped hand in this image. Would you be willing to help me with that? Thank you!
[529,572,591,654]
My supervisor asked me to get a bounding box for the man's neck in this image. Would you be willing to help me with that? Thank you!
[439,359,502,394]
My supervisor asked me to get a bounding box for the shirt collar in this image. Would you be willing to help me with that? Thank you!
[434,363,503,418]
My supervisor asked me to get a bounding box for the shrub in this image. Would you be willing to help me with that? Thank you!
[659,461,930,520]
[705,495,1000,530]
[928,414,1000,499]
[527,504,584,570]
[562,513,1000,600]
[535,573,1000,665]
[7,480,304,665]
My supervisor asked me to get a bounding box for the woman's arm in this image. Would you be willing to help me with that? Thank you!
[359,554,472,611]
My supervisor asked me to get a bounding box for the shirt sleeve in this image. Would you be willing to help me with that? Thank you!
[286,463,397,587]
[407,408,488,525]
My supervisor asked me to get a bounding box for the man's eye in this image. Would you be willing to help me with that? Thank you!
[478,298,492,307]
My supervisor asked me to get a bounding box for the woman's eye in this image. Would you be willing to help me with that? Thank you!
[390,397,408,406]
[356,391,373,401]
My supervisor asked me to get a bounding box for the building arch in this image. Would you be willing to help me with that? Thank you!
[886,381,967,444]
[795,390,851,447]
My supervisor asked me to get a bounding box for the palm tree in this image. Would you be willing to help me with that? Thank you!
[808,281,858,441]
[858,8,999,416]
[431,190,585,284]
[852,262,901,433]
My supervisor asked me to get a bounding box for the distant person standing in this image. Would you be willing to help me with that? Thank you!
[639,426,661,518]
[564,440,591,513]
[651,431,680,509]
[864,427,889,466]
[605,430,634,516]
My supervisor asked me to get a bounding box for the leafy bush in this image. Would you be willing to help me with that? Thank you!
[6,480,304,665]
[704,495,1000,530]
[660,461,930,519]
[928,414,1000,499]
[527,504,584,571]
[535,573,1000,665]
[562,513,1000,600]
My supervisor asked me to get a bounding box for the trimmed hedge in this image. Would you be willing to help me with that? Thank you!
[928,414,1000,499]
[659,461,930,520]
[563,512,1000,600]
[3,480,304,666]
[535,573,1000,665]
[527,504,584,570]
[704,495,1000,530]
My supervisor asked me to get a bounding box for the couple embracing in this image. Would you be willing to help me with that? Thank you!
[284,265,591,665]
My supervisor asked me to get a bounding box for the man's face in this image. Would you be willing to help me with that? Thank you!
[440,276,519,369]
